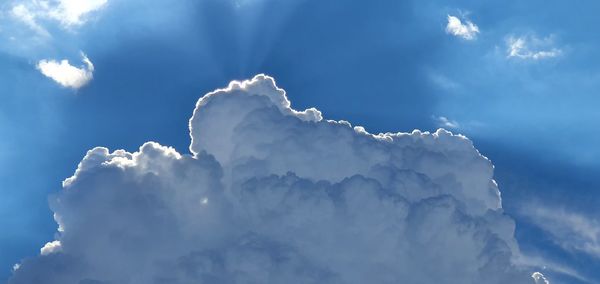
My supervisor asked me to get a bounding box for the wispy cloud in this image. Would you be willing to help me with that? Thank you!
[516,252,594,284]
[9,0,107,36]
[433,116,460,129]
[507,35,562,60]
[37,52,94,89]
[524,205,600,259]
[11,3,51,37]
[445,15,479,40]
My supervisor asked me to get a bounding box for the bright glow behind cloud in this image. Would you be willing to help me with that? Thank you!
[36,53,94,89]
[10,75,542,283]
[445,15,479,40]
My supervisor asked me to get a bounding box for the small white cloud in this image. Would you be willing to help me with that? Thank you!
[40,240,62,256]
[434,116,460,129]
[445,15,479,40]
[12,263,21,272]
[507,36,561,60]
[36,53,94,89]
[531,272,550,284]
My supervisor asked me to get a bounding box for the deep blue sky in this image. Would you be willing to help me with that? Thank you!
[1,0,599,282]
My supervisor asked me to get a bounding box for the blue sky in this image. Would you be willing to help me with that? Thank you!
[1,0,599,283]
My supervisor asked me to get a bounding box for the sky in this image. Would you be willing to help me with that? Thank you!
[0,0,599,283]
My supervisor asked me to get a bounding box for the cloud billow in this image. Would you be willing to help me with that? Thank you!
[36,53,94,89]
[10,75,540,283]
[445,15,479,40]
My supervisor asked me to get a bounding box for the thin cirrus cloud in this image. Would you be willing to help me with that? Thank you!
[507,36,562,60]
[445,15,479,40]
[36,53,94,89]
[10,0,107,36]
[10,75,545,283]
[524,205,600,259]
[433,115,460,129]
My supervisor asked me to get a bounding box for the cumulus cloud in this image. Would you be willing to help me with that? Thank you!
[10,0,107,35]
[507,36,561,60]
[445,15,479,40]
[10,75,541,283]
[36,53,94,89]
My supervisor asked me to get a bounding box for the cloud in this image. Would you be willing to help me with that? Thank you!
[524,205,600,258]
[40,241,62,256]
[10,75,541,283]
[36,53,94,89]
[507,36,561,60]
[532,272,550,284]
[11,4,51,37]
[9,0,107,35]
[433,115,460,129]
[445,15,479,40]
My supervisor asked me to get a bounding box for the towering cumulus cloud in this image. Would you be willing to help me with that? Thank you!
[11,75,538,283]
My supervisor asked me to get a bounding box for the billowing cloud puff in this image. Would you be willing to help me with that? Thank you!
[36,53,94,89]
[10,75,540,283]
[445,15,479,40]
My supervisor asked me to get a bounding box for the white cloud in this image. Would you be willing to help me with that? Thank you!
[516,253,592,284]
[10,0,107,35]
[445,15,479,40]
[10,75,540,283]
[11,4,50,37]
[532,272,550,284]
[524,205,600,258]
[36,53,94,89]
[40,240,62,256]
[49,0,108,27]
[434,115,460,129]
[507,36,561,60]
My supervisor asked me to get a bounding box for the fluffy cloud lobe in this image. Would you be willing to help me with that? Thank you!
[11,75,539,283]
[37,53,94,89]
[445,15,479,40]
